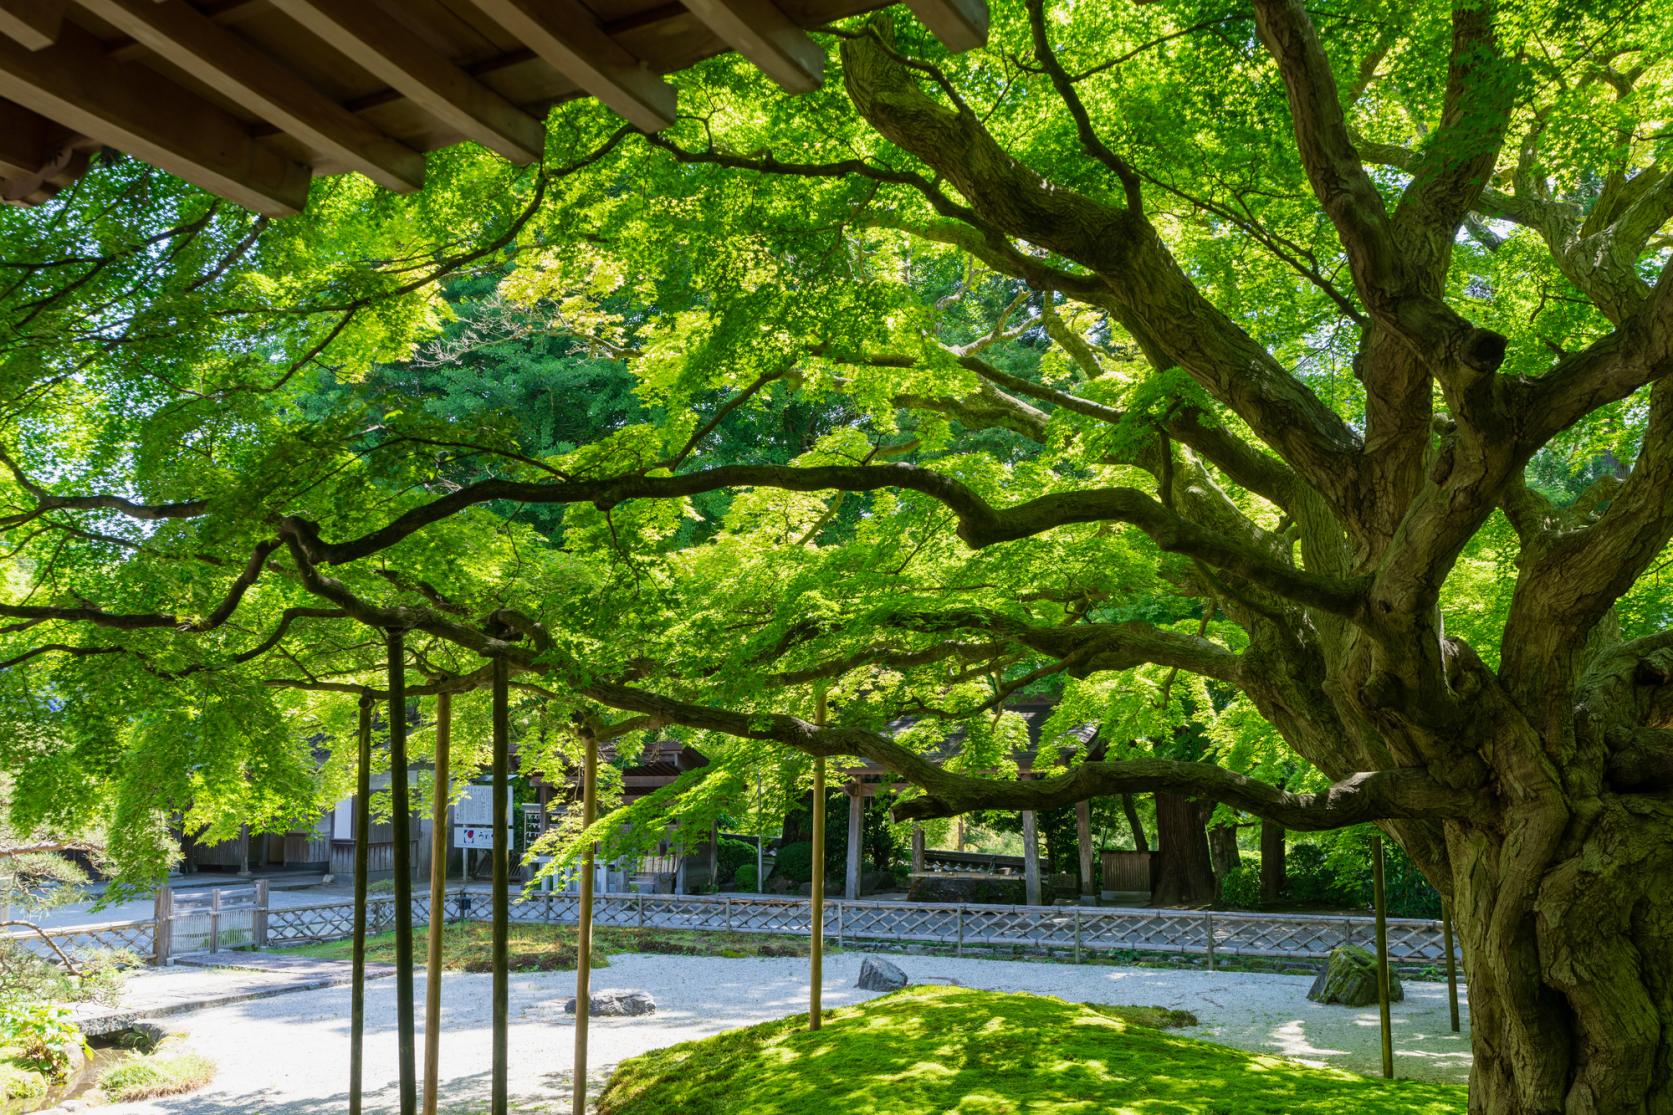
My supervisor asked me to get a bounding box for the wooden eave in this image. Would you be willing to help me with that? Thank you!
[0,0,989,216]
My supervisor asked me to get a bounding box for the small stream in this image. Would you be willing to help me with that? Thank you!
[16,1025,161,1113]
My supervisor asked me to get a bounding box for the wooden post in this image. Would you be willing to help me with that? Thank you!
[388,631,418,1115]
[911,824,924,874]
[1443,898,1460,1034]
[209,886,221,953]
[238,824,251,877]
[1204,912,1215,970]
[845,787,863,900]
[423,692,451,1115]
[1075,800,1094,900]
[809,693,827,1032]
[152,886,172,965]
[572,727,598,1115]
[350,693,373,1115]
[1372,835,1394,1080]
[253,879,269,948]
[491,662,510,1115]
[1021,809,1041,907]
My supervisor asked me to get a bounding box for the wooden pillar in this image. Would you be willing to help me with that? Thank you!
[422,692,451,1115]
[1075,800,1094,899]
[253,879,269,948]
[152,885,173,965]
[491,662,510,1115]
[809,692,827,1031]
[572,727,598,1115]
[1443,899,1460,1033]
[349,693,373,1115]
[845,787,863,900]
[238,824,251,877]
[1021,809,1041,907]
[1372,835,1394,1079]
[387,632,418,1115]
[911,824,924,873]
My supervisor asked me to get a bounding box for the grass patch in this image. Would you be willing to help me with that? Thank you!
[281,923,809,971]
[596,985,1466,1115]
[0,1057,47,1105]
[98,1050,215,1102]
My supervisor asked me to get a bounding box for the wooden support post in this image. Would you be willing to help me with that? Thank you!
[152,886,172,965]
[491,662,510,1115]
[388,631,418,1115]
[238,824,251,877]
[572,727,598,1115]
[1204,912,1216,970]
[253,880,269,948]
[911,824,924,874]
[1372,835,1394,1080]
[1075,800,1094,900]
[845,788,863,900]
[423,692,451,1115]
[1443,899,1460,1034]
[809,693,827,1031]
[209,886,221,954]
[350,693,373,1115]
[1021,809,1041,907]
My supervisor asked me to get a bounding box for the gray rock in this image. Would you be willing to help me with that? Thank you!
[563,988,656,1017]
[1307,945,1404,1007]
[856,956,908,992]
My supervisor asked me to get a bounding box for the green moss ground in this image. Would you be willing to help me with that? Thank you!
[596,985,1466,1115]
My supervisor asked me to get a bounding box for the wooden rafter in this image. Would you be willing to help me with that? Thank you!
[906,0,989,52]
[0,0,64,51]
[462,0,677,133]
[269,0,547,164]
[0,23,309,215]
[78,0,425,193]
[679,0,826,94]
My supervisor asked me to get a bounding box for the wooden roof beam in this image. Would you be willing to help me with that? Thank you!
[0,98,46,178]
[0,23,309,214]
[906,0,988,52]
[78,0,424,193]
[464,0,676,133]
[0,0,64,50]
[270,0,546,164]
[679,0,824,94]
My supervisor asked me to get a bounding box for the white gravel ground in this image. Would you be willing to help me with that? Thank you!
[96,952,1471,1114]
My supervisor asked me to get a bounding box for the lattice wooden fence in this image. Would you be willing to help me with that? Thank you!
[2,919,154,962]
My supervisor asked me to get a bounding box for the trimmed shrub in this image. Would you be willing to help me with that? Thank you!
[733,864,759,891]
[770,841,814,885]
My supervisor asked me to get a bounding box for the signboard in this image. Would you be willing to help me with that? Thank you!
[453,783,510,850]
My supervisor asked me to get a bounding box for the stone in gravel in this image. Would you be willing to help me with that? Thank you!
[1307,945,1404,1007]
[563,989,656,1016]
[857,956,909,992]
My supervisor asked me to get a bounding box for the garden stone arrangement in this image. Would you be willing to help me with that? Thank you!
[1308,946,1406,1008]
[855,957,909,992]
[563,990,657,1018]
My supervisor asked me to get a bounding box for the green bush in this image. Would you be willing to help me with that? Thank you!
[99,1050,215,1102]
[715,837,757,884]
[733,864,759,891]
[0,998,84,1082]
[0,1059,47,1102]
[1217,863,1261,909]
[770,841,813,884]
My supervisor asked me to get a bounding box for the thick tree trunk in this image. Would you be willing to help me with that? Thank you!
[1260,821,1286,903]
[1207,823,1240,886]
[1150,792,1216,906]
[1445,795,1673,1114]
[1120,793,1150,854]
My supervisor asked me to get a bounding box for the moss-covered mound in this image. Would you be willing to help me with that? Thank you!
[597,985,1466,1115]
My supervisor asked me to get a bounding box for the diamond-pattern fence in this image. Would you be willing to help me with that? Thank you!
[32,887,1458,970]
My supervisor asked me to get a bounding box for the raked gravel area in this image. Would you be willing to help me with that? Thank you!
[95,951,1471,1114]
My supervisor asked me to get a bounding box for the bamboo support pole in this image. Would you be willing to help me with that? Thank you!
[422,692,450,1115]
[492,660,510,1115]
[809,690,827,1031]
[572,728,598,1115]
[1372,835,1394,1080]
[349,693,372,1115]
[1443,898,1460,1033]
[388,631,418,1115]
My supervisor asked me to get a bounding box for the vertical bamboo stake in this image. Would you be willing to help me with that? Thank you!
[423,692,451,1115]
[388,631,418,1115]
[809,690,827,1032]
[572,726,598,1115]
[1372,835,1394,1080]
[492,661,510,1115]
[350,693,372,1115]
[1443,898,1460,1033]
